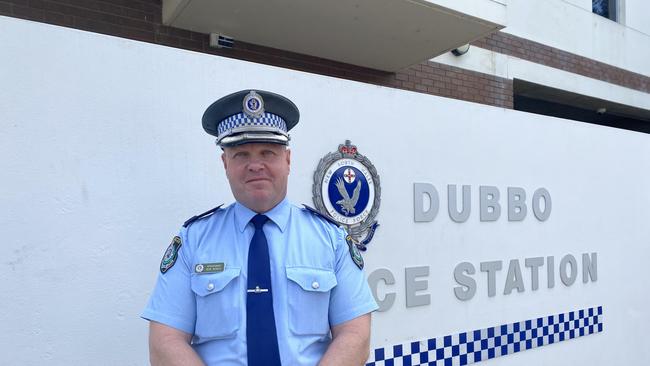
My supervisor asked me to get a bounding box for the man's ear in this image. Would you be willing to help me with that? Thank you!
[221,151,227,170]
[286,148,291,173]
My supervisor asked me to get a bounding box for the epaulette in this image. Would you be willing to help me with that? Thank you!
[183,204,223,228]
[302,205,340,227]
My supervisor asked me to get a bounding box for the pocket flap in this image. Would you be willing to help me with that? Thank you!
[286,267,337,292]
[191,268,241,296]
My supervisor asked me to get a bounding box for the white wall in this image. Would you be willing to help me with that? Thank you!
[2,16,650,365]
[504,0,650,77]
[624,0,650,35]
[563,0,591,11]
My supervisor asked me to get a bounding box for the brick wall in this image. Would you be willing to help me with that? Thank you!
[1,0,647,109]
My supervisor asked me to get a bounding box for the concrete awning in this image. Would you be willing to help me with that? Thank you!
[163,0,506,72]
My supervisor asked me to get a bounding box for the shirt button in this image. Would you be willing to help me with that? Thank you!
[207,283,215,291]
[311,281,320,289]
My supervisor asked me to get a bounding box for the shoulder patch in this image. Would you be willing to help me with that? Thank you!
[346,234,364,270]
[160,236,182,274]
[302,204,339,227]
[183,204,223,228]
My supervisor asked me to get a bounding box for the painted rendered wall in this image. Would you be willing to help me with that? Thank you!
[563,0,591,11]
[504,0,650,77]
[624,0,650,35]
[2,16,650,366]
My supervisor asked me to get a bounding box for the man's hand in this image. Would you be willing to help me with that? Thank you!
[149,321,205,366]
[318,314,372,366]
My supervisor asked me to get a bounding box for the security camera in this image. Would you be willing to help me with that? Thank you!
[596,107,607,115]
[451,44,470,56]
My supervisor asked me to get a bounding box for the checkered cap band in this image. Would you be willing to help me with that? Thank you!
[217,112,287,137]
[366,306,603,366]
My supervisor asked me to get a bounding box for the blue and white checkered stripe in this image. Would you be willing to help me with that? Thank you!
[217,112,287,136]
[367,306,603,366]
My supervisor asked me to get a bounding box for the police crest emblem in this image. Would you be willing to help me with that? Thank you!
[160,236,182,274]
[313,140,381,255]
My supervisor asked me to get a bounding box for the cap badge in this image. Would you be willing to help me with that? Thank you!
[243,90,265,118]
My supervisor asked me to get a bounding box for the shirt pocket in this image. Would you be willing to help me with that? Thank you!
[191,268,241,341]
[286,266,337,336]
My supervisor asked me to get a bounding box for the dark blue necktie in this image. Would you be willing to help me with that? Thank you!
[246,214,281,366]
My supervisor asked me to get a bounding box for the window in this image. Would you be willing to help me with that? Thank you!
[593,0,617,21]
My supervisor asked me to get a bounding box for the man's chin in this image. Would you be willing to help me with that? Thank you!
[240,194,280,213]
[244,190,273,203]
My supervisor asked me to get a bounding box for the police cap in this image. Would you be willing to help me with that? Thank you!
[202,90,300,147]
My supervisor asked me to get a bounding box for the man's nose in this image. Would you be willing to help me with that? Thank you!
[248,158,265,171]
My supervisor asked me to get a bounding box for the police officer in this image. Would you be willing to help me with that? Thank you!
[142,90,378,366]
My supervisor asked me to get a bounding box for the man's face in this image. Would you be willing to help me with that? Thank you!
[222,143,291,213]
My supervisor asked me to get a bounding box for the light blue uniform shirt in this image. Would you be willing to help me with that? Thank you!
[142,198,378,365]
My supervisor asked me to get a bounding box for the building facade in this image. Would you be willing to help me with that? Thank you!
[1,0,649,130]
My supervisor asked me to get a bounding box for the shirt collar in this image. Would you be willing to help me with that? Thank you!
[234,197,291,233]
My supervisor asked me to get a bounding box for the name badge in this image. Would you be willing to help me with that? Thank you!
[194,262,225,273]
